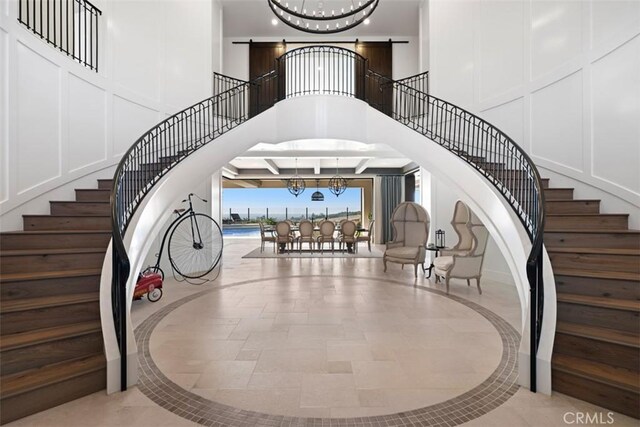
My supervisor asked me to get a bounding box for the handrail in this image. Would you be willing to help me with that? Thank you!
[110,82,249,390]
[111,45,545,392]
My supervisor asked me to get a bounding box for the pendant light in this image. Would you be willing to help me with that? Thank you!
[328,158,347,197]
[286,158,306,197]
[311,179,325,201]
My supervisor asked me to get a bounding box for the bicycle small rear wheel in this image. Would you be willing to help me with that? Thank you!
[168,213,223,279]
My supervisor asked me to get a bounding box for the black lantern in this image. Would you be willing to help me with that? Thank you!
[435,229,445,248]
[311,179,325,201]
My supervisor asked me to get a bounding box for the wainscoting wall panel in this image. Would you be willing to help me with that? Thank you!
[480,97,525,149]
[0,0,221,231]
[591,35,640,195]
[530,71,584,173]
[0,28,7,203]
[68,74,107,172]
[428,0,640,227]
[530,0,582,81]
[16,42,62,194]
[112,95,160,157]
[478,0,524,102]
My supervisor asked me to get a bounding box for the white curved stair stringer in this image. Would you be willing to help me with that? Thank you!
[100,95,556,394]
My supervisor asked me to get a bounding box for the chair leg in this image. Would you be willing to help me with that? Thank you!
[476,278,482,295]
[445,276,450,294]
[467,279,471,287]
[383,258,387,272]
[368,240,371,252]
[413,264,418,278]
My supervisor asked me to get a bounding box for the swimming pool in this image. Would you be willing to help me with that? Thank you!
[223,225,261,238]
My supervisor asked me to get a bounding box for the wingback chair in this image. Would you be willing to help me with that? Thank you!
[383,202,430,277]
[433,201,489,294]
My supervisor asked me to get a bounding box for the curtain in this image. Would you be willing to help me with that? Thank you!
[380,175,403,243]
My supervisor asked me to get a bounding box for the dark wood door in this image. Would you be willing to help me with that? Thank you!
[249,42,286,117]
[356,42,393,115]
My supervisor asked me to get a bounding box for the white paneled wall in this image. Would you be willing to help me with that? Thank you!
[0,0,222,231]
[428,0,640,228]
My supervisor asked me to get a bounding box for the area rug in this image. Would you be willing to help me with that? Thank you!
[242,246,383,259]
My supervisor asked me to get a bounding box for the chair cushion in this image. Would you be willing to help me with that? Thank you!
[433,256,454,271]
[385,247,420,259]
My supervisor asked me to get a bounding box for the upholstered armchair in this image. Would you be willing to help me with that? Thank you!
[433,201,489,294]
[383,202,430,277]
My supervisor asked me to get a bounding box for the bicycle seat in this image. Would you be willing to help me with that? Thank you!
[173,208,186,214]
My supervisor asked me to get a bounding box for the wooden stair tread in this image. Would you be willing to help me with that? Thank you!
[1,292,99,313]
[0,321,102,352]
[75,188,110,192]
[547,199,600,203]
[0,268,102,282]
[546,213,628,217]
[0,354,105,399]
[553,268,639,281]
[553,353,640,393]
[1,247,107,256]
[547,247,640,255]
[556,321,640,348]
[557,293,640,312]
[545,229,640,234]
[23,214,109,218]
[1,230,111,236]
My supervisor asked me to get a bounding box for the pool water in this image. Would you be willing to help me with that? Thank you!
[223,225,261,238]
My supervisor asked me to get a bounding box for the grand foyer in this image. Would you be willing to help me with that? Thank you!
[1,0,640,426]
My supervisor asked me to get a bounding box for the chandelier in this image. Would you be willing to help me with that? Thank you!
[287,158,306,197]
[328,158,347,197]
[311,179,325,201]
[267,0,380,34]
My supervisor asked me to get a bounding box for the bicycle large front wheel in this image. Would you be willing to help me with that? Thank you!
[168,213,223,279]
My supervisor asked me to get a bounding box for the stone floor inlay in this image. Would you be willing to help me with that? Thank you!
[135,274,521,426]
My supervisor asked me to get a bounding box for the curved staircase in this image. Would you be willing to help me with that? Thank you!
[543,182,640,418]
[0,179,111,424]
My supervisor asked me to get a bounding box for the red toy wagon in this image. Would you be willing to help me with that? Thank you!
[133,271,163,302]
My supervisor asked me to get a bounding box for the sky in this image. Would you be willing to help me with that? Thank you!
[223,187,361,218]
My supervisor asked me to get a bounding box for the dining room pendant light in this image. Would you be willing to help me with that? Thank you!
[287,158,306,197]
[311,179,325,201]
[267,0,380,35]
[328,158,347,197]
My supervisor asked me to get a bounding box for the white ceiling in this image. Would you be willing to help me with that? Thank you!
[225,139,414,178]
[221,0,421,38]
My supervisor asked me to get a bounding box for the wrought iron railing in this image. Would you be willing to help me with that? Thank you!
[395,70,429,95]
[110,81,249,390]
[112,45,544,392]
[18,0,101,72]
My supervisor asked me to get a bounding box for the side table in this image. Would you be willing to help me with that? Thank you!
[424,244,449,278]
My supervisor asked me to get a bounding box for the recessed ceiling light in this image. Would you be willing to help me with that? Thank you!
[364,18,370,25]
[271,18,278,26]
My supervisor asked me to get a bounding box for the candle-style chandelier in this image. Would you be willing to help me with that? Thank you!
[287,158,306,197]
[267,0,380,34]
[328,158,348,197]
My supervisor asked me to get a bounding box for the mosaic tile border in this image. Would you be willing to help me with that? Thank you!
[135,275,521,426]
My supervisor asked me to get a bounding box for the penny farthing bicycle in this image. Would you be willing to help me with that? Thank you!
[143,193,223,282]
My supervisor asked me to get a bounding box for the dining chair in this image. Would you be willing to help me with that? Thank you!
[297,220,315,253]
[355,220,374,252]
[339,220,357,251]
[259,221,276,253]
[275,221,294,252]
[316,220,336,253]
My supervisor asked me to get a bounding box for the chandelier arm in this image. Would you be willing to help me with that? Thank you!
[268,0,377,21]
